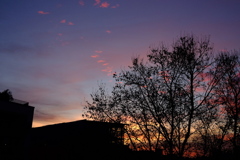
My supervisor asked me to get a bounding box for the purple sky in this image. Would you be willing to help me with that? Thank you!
[1,0,240,127]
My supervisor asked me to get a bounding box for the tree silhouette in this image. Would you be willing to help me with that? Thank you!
[147,35,222,157]
[83,35,237,158]
[213,52,240,158]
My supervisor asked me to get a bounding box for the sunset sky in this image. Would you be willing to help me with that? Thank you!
[1,0,240,127]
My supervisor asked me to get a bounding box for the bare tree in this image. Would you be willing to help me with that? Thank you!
[192,110,231,157]
[83,35,221,157]
[213,51,240,158]
[147,35,222,157]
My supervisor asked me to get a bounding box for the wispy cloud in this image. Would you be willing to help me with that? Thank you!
[95,50,103,53]
[34,110,59,121]
[91,55,99,58]
[100,2,110,8]
[102,66,113,76]
[60,19,66,23]
[33,109,75,127]
[106,30,111,34]
[79,0,85,6]
[68,22,74,25]
[102,67,112,72]
[94,0,112,8]
[111,4,120,8]
[60,20,74,25]
[103,63,108,66]
[38,11,50,15]
[97,60,105,63]
[94,0,101,6]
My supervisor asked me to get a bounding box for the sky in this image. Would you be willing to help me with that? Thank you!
[0,0,240,127]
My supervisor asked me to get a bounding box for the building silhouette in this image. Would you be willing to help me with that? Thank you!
[0,98,165,160]
[30,120,129,160]
[0,99,34,160]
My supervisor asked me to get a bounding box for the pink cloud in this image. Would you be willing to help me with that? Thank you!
[95,50,103,53]
[91,55,99,58]
[102,67,113,76]
[106,30,111,34]
[103,63,109,66]
[68,22,74,25]
[79,0,84,6]
[97,60,105,63]
[94,0,101,6]
[60,19,66,23]
[58,33,63,36]
[102,67,112,72]
[38,11,50,15]
[111,4,120,8]
[100,2,110,8]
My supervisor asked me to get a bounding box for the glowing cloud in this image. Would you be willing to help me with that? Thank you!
[91,55,99,58]
[94,0,101,6]
[95,50,103,53]
[38,11,50,15]
[60,19,66,23]
[103,63,108,66]
[106,30,111,34]
[79,0,84,6]
[68,22,74,25]
[97,60,105,63]
[100,2,110,8]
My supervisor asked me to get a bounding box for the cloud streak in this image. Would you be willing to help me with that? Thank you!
[102,66,113,76]
[93,0,113,8]
[68,22,74,25]
[60,19,74,25]
[60,19,66,23]
[38,11,50,15]
[97,60,105,63]
[103,63,108,66]
[100,2,110,8]
[91,55,99,58]
[95,50,103,53]
[94,0,101,6]
[111,4,120,8]
[79,0,85,6]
